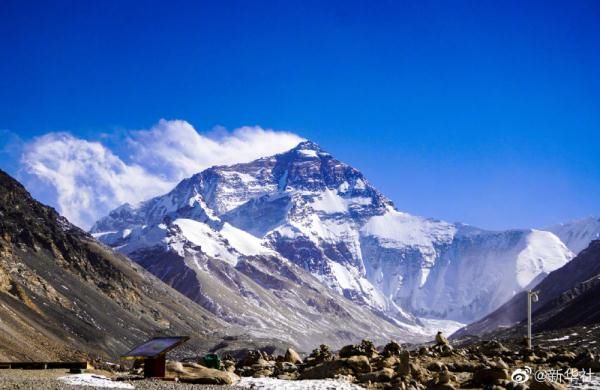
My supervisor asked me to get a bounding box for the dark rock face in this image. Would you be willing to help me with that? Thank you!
[0,169,226,360]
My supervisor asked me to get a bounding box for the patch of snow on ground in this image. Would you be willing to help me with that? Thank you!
[356,277,386,309]
[238,377,364,389]
[221,222,270,255]
[297,149,319,158]
[57,374,134,389]
[311,190,372,214]
[354,178,366,190]
[547,335,570,341]
[419,268,431,288]
[348,197,372,206]
[311,189,347,213]
[327,261,386,309]
[329,261,358,290]
[174,218,238,265]
[91,231,117,239]
[223,170,257,185]
[570,376,600,389]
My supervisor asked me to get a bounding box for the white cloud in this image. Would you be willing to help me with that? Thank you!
[21,120,304,229]
[127,119,303,181]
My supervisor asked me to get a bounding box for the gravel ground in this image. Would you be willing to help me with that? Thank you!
[0,370,369,389]
[0,369,236,389]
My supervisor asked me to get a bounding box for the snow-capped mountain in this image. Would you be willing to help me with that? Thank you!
[91,141,574,341]
[547,217,600,255]
[454,239,600,338]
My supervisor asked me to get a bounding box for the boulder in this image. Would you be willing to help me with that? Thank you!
[285,348,303,364]
[182,362,206,369]
[437,368,452,384]
[437,344,454,356]
[381,356,399,369]
[480,340,509,356]
[524,354,539,363]
[427,362,445,372]
[551,351,577,363]
[574,351,600,370]
[397,351,411,376]
[253,358,271,368]
[277,373,299,380]
[359,367,395,383]
[252,368,274,378]
[275,361,298,374]
[250,358,275,377]
[299,359,350,380]
[472,367,510,386]
[409,362,429,382]
[435,332,450,346]
[221,359,236,373]
[166,361,186,375]
[339,339,379,359]
[383,341,402,357]
[447,361,478,373]
[508,383,530,390]
[178,367,240,385]
[347,355,371,373]
[493,358,509,370]
[240,350,262,366]
[306,344,334,365]
[427,384,456,390]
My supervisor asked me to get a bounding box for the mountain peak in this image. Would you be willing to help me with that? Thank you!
[287,140,328,158]
[292,140,323,151]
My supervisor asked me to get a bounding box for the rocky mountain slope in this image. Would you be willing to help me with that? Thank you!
[0,169,234,361]
[453,239,600,338]
[92,141,574,341]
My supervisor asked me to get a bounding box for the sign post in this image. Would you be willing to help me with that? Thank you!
[527,290,539,349]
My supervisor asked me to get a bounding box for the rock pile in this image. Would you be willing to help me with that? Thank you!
[157,331,597,389]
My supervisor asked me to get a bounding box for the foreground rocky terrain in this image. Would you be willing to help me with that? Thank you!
[6,324,596,389]
[215,324,599,389]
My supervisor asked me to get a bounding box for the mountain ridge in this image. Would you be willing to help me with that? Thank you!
[452,239,600,338]
[92,141,578,342]
[546,217,600,254]
[0,168,238,360]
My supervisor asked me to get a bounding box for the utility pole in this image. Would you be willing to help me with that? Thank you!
[527,289,539,349]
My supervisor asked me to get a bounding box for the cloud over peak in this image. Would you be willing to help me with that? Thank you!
[22,120,304,228]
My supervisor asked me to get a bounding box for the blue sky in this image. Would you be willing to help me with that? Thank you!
[1,0,599,229]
